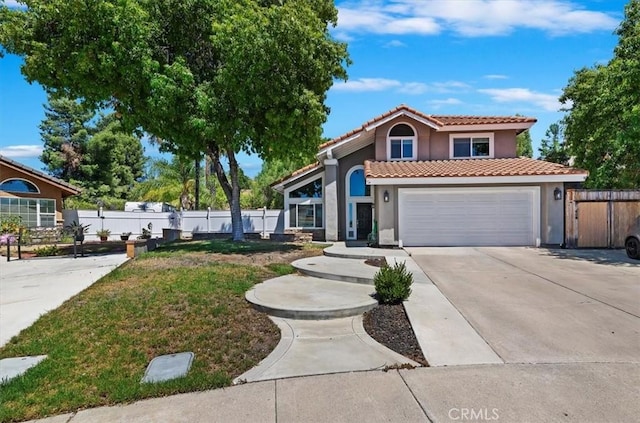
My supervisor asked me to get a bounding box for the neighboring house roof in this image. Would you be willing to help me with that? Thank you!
[0,155,82,196]
[318,104,536,151]
[365,157,588,184]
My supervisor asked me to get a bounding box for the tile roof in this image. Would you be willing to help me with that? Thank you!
[0,155,82,195]
[319,104,536,150]
[270,162,321,188]
[364,158,587,179]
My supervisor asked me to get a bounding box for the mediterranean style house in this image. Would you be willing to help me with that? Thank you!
[0,155,81,227]
[273,105,588,247]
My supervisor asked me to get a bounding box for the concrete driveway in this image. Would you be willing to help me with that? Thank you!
[408,247,640,364]
[0,254,128,346]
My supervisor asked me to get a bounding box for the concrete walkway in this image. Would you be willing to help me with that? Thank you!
[0,253,129,346]
[27,363,640,423]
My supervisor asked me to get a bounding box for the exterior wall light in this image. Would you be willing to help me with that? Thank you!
[383,190,390,203]
[553,187,562,201]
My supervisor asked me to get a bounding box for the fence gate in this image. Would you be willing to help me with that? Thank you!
[565,190,640,248]
[577,202,608,247]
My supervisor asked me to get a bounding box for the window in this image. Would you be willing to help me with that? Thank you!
[388,123,416,160]
[349,168,370,197]
[289,203,323,228]
[0,197,56,227]
[289,179,322,198]
[0,178,39,193]
[286,176,323,228]
[450,133,494,159]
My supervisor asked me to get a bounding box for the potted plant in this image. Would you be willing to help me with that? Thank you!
[138,222,153,239]
[96,228,111,242]
[120,231,132,241]
[65,220,90,242]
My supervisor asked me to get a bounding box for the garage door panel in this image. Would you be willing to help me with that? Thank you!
[399,188,539,247]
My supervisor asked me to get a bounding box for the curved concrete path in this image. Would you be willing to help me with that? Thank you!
[234,316,418,383]
[245,275,377,319]
[292,256,377,284]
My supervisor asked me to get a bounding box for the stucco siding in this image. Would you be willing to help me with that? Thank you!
[0,166,66,222]
[338,144,376,240]
[374,116,433,161]
[494,130,518,158]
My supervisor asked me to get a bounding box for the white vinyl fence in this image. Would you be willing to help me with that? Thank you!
[63,209,285,241]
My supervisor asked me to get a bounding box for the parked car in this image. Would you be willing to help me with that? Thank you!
[625,226,640,260]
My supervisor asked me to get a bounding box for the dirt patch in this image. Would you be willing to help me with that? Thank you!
[364,257,387,267]
[363,303,428,366]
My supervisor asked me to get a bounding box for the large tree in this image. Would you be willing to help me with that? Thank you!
[538,122,570,165]
[560,0,640,188]
[1,0,349,241]
[516,129,533,158]
[39,94,94,181]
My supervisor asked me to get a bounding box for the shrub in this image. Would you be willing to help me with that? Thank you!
[374,260,413,304]
[33,245,60,257]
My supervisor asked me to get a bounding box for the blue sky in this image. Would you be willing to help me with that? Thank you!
[0,0,627,177]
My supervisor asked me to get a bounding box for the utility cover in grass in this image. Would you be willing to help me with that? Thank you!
[0,355,47,383]
[141,352,194,384]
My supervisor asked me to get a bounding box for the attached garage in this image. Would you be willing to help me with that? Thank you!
[398,187,540,247]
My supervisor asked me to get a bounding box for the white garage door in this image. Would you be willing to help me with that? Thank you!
[398,187,540,247]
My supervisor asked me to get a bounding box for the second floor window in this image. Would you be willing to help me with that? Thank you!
[388,123,416,160]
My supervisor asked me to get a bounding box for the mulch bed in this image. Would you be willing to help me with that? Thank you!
[363,303,429,366]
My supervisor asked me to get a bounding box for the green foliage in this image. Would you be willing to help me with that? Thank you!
[251,157,317,209]
[38,94,94,181]
[560,0,640,188]
[0,0,349,241]
[33,245,60,257]
[266,263,296,276]
[374,261,413,305]
[538,122,570,164]
[0,215,24,234]
[96,229,111,237]
[65,220,90,236]
[516,129,533,158]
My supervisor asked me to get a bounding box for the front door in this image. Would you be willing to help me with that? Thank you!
[356,203,373,241]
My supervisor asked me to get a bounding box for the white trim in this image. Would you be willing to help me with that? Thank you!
[438,122,534,132]
[345,165,374,240]
[0,177,41,194]
[365,110,439,132]
[272,165,322,193]
[367,173,588,185]
[387,122,418,161]
[397,186,540,247]
[449,133,494,159]
[318,132,362,155]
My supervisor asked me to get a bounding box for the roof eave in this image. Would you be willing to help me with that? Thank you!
[367,173,588,186]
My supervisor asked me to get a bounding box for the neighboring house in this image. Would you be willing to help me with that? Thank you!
[272,105,588,247]
[0,155,81,227]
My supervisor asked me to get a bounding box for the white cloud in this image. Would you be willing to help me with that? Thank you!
[478,88,561,112]
[428,98,462,106]
[383,40,406,48]
[336,0,619,37]
[484,74,509,80]
[332,78,468,95]
[333,78,402,92]
[0,145,43,158]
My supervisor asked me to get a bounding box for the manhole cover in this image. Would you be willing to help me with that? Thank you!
[141,352,194,383]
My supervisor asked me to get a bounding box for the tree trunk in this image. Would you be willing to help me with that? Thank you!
[194,157,200,210]
[208,145,244,241]
[204,156,217,208]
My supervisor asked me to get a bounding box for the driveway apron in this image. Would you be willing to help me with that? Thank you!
[408,247,640,364]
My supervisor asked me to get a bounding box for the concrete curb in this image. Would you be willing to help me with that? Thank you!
[292,256,376,285]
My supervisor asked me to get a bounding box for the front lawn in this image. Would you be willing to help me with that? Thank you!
[0,240,324,422]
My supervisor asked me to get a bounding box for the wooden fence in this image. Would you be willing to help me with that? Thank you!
[565,190,640,248]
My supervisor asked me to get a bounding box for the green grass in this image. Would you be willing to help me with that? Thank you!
[153,239,328,255]
[0,240,322,422]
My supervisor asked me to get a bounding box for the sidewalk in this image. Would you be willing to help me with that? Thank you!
[0,253,129,346]
[27,363,639,423]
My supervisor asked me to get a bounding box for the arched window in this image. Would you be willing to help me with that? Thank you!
[387,123,417,161]
[349,168,370,197]
[0,178,40,193]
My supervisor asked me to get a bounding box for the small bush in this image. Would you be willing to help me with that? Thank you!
[374,260,413,304]
[33,245,60,257]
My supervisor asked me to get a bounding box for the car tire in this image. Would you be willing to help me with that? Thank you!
[626,236,640,260]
